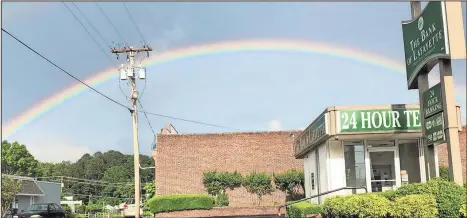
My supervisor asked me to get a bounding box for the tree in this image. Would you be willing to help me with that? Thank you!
[102,166,132,183]
[1,176,21,217]
[143,182,156,200]
[84,156,105,180]
[37,162,55,177]
[1,141,38,176]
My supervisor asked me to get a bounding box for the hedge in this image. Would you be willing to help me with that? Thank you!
[203,171,243,195]
[323,193,393,218]
[392,194,438,218]
[274,170,305,197]
[287,201,323,218]
[243,172,274,199]
[390,178,465,218]
[146,194,214,213]
[439,166,450,181]
[460,198,466,218]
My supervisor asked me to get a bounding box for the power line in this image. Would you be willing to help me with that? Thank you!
[2,28,243,131]
[63,192,134,200]
[142,111,243,131]
[71,2,112,48]
[95,2,128,46]
[37,176,133,186]
[62,2,117,67]
[65,2,130,102]
[137,99,156,137]
[1,28,129,110]
[122,2,147,45]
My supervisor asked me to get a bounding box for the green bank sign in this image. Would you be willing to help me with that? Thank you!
[425,112,445,144]
[338,109,421,133]
[402,1,449,89]
[423,83,443,118]
[295,114,327,155]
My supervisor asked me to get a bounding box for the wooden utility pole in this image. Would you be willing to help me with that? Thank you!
[112,45,152,218]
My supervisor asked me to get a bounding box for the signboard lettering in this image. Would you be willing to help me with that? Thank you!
[423,83,443,118]
[424,112,445,144]
[402,1,449,89]
[295,114,327,155]
[338,109,421,133]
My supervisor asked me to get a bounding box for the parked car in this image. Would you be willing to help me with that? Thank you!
[119,199,143,218]
[13,203,66,218]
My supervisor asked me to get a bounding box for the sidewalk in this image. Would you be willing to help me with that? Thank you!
[153,206,282,218]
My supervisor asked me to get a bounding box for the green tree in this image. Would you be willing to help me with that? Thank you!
[144,182,156,200]
[1,140,39,176]
[37,162,55,177]
[1,176,21,217]
[274,170,305,200]
[102,150,127,169]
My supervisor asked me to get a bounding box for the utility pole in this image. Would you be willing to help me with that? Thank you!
[112,45,152,218]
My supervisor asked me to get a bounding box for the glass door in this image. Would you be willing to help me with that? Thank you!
[366,147,400,192]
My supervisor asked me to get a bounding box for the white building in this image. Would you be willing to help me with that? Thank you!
[294,104,461,204]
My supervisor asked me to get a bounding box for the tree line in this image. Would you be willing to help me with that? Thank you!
[1,140,155,206]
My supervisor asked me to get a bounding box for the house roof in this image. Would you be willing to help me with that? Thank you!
[2,174,46,196]
[17,180,45,196]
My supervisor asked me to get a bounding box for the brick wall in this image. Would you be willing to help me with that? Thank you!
[436,126,467,179]
[153,131,303,207]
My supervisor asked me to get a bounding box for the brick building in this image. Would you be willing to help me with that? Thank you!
[153,124,303,207]
[437,126,467,179]
[152,123,466,207]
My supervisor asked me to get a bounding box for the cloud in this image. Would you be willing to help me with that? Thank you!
[142,15,190,53]
[268,120,282,131]
[7,130,91,163]
[28,140,91,163]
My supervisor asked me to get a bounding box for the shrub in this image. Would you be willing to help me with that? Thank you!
[274,170,305,198]
[439,166,450,181]
[378,189,396,200]
[146,194,213,213]
[85,203,101,212]
[142,210,153,217]
[287,201,323,218]
[392,178,465,218]
[323,193,393,218]
[430,178,466,218]
[390,182,437,200]
[243,172,274,199]
[203,171,243,195]
[215,191,229,207]
[392,194,438,218]
[75,205,85,214]
[62,205,72,213]
[460,198,466,218]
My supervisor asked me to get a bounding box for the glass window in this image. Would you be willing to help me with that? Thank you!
[344,141,366,187]
[49,204,56,211]
[311,173,315,190]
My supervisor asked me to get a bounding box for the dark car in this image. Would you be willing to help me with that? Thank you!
[14,203,66,218]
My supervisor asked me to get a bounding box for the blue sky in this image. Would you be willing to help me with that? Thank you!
[2,2,466,162]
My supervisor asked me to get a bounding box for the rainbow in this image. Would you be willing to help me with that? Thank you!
[2,39,465,139]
